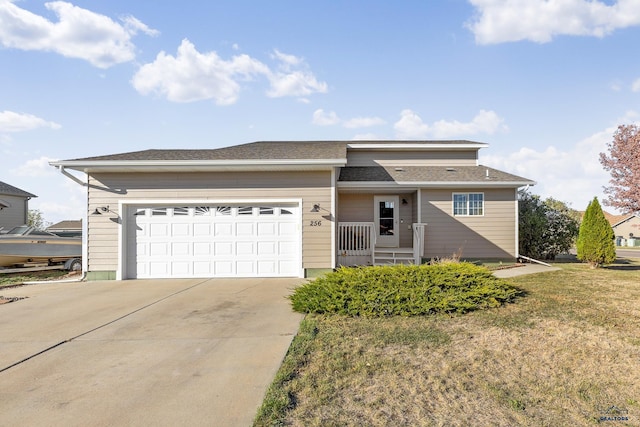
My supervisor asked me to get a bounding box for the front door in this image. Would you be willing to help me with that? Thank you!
[374,195,399,247]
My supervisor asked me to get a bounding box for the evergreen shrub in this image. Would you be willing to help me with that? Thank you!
[290,263,521,317]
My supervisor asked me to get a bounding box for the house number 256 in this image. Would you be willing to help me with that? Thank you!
[310,220,322,227]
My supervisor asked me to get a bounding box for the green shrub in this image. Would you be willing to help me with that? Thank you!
[576,197,616,268]
[290,263,521,317]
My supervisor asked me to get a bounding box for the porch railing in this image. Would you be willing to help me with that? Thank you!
[412,223,427,264]
[337,222,375,266]
[337,222,428,266]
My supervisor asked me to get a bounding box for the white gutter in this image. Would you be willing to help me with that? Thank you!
[50,158,348,171]
[53,165,89,275]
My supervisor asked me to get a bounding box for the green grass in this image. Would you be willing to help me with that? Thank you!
[255,260,640,426]
[0,270,70,288]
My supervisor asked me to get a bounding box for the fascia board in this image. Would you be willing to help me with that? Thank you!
[50,158,347,171]
[347,143,488,150]
[338,180,536,188]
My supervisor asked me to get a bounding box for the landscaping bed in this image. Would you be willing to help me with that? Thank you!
[255,261,640,426]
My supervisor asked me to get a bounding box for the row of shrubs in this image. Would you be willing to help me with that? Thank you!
[290,262,522,317]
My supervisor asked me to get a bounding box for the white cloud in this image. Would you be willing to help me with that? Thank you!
[11,156,59,177]
[132,42,326,104]
[120,15,160,37]
[481,127,616,211]
[343,116,387,129]
[394,109,431,139]
[0,111,61,132]
[0,0,157,68]
[312,109,385,129]
[394,109,506,139]
[132,39,270,104]
[632,78,640,92]
[266,50,328,98]
[467,0,640,45]
[312,109,341,126]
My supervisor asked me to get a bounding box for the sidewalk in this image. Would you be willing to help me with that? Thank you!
[492,263,560,278]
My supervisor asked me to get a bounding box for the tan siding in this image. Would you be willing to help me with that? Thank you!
[87,171,333,273]
[613,216,640,240]
[338,193,415,247]
[346,150,477,167]
[421,188,517,259]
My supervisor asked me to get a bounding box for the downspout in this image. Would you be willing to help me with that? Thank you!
[55,165,89,278]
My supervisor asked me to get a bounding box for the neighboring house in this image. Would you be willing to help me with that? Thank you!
[46,220,83,237]
[51,140,535,280]
[0,181,37,232]
[611,214,640,246]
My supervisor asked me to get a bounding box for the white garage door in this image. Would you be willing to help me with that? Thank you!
[126,204,301,279]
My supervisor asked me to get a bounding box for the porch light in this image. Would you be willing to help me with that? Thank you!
[311,204,321,213]
[92,206,111,215]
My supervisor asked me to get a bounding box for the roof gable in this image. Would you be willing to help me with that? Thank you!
[0,181,36,198]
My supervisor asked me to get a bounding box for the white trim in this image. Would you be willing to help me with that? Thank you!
[51,159,347,173]
[117,198,304,280]
[514,188,519,258]
[452,192,485,217]
[338,181,534,189]
[331,167,336,269]
[417,189,422,223]
[347,143,488,150]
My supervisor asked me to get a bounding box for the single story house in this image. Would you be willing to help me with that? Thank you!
[0,181,36,233]
[46,219,83,237]
[51,140,535,280]
[612,214,640,246]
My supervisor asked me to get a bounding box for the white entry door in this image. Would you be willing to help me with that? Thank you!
[374,195,399,247]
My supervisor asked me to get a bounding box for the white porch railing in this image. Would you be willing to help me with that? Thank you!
[412,223,427,264]
[337,222,375,266]
[337,222,427,266]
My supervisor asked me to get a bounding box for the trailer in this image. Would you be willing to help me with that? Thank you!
[0,258,82,274]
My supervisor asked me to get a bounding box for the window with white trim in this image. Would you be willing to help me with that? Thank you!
[453,193,484,216]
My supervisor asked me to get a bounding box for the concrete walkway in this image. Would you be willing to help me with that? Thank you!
[492,263,560,278]
[0,278,305,427]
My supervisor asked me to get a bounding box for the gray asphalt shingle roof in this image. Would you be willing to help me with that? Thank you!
[63,140,486,162]
[0,181,36,198]
[66,141,349,162]
[339,166,534,184]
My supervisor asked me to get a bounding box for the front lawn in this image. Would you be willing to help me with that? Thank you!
[255,261,640,426]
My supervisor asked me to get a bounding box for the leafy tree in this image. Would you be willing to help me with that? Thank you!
[28,209,52,231]
[599,124,640,214]
[576,197,616,268]
[518,190,579,260]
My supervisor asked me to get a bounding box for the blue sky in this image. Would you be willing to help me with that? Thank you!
[1,0,639,224]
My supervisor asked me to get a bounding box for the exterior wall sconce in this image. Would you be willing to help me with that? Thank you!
[92,206,113,215]
[310,203,321,213]
[91,206,121,223]
[402,198,408,205]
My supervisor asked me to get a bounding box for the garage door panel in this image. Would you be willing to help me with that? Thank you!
[236,222,254,236]
[171,223,190,236]
[194,223,211,236]
[236,241,255,256]
[130,204,300,279]
[150,223,169,237]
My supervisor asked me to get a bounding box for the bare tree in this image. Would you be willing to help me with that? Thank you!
[599,124,640,213]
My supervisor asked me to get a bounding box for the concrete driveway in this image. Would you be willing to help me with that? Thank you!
[0,278,304,426]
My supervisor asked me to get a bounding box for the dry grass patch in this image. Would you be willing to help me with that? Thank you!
[255,261,640,426]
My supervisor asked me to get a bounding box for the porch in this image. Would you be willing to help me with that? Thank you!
[337,222,427,266]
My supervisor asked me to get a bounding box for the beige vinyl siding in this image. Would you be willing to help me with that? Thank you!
[346,150,477,167]
[0,195,29,230]
[87,171,333,273]
[613,216,640,240]
[338,193,415,247]
[421,188,517,259]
